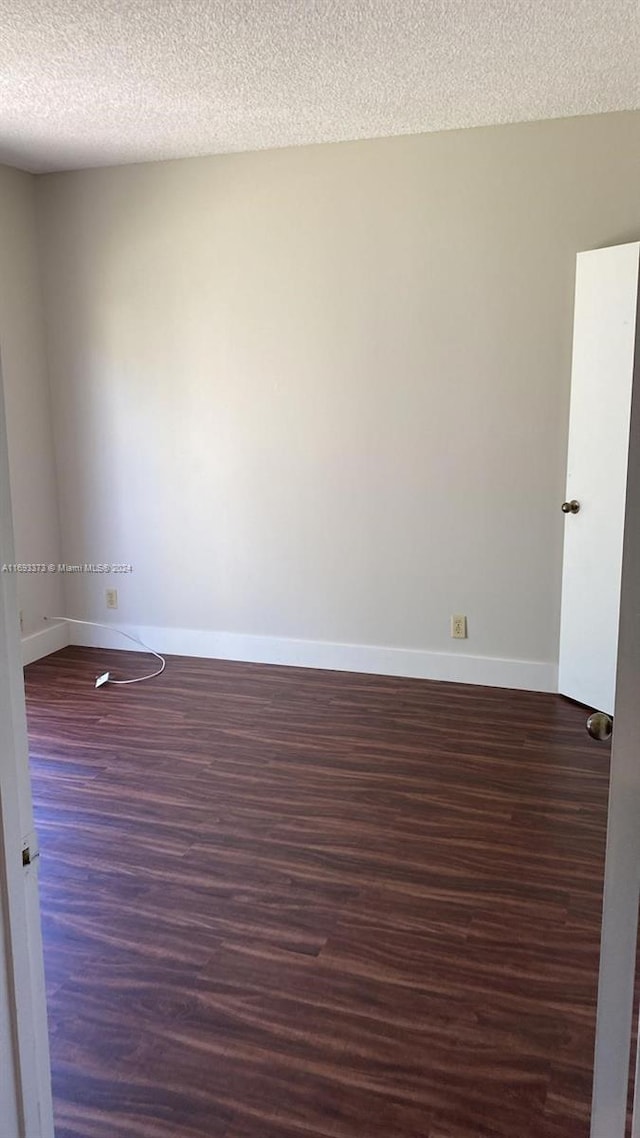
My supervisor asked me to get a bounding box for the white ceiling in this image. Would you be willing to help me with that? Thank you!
[1,0,639,174]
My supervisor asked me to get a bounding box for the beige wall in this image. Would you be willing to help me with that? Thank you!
[35,112,640,686]
[0,166,63,641]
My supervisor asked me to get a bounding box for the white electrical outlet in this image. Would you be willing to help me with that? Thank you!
[451,614,467,639]
[105,588,118,610]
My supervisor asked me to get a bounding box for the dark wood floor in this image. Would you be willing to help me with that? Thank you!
[25,646,610,1138]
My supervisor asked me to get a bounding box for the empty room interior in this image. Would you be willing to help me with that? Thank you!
[2,3,640,1137]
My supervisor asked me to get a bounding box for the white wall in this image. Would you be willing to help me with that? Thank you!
[0,166,64,657]
[35,112,640,689]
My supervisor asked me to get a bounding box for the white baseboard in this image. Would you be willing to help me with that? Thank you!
[67,621,558,693]
[22,621,69,666]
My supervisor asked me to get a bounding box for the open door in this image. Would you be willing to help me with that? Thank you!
[558,242,640,716]
[0,362,54,1136]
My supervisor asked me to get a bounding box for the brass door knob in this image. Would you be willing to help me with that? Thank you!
[562,500,581,514]
[586,712,613,741]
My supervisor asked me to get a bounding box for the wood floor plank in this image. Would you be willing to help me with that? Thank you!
[24,646,610,1137]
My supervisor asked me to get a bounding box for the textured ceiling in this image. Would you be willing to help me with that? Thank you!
[1,0,639,174]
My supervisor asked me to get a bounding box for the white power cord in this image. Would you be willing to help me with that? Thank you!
[44,616,166,687]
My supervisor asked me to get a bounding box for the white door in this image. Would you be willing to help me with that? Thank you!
[0,361,54,1137]
[558,241,640,716]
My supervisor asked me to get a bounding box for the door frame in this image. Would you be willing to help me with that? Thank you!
[590,281,640,1135]
[0,357,54,1138]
